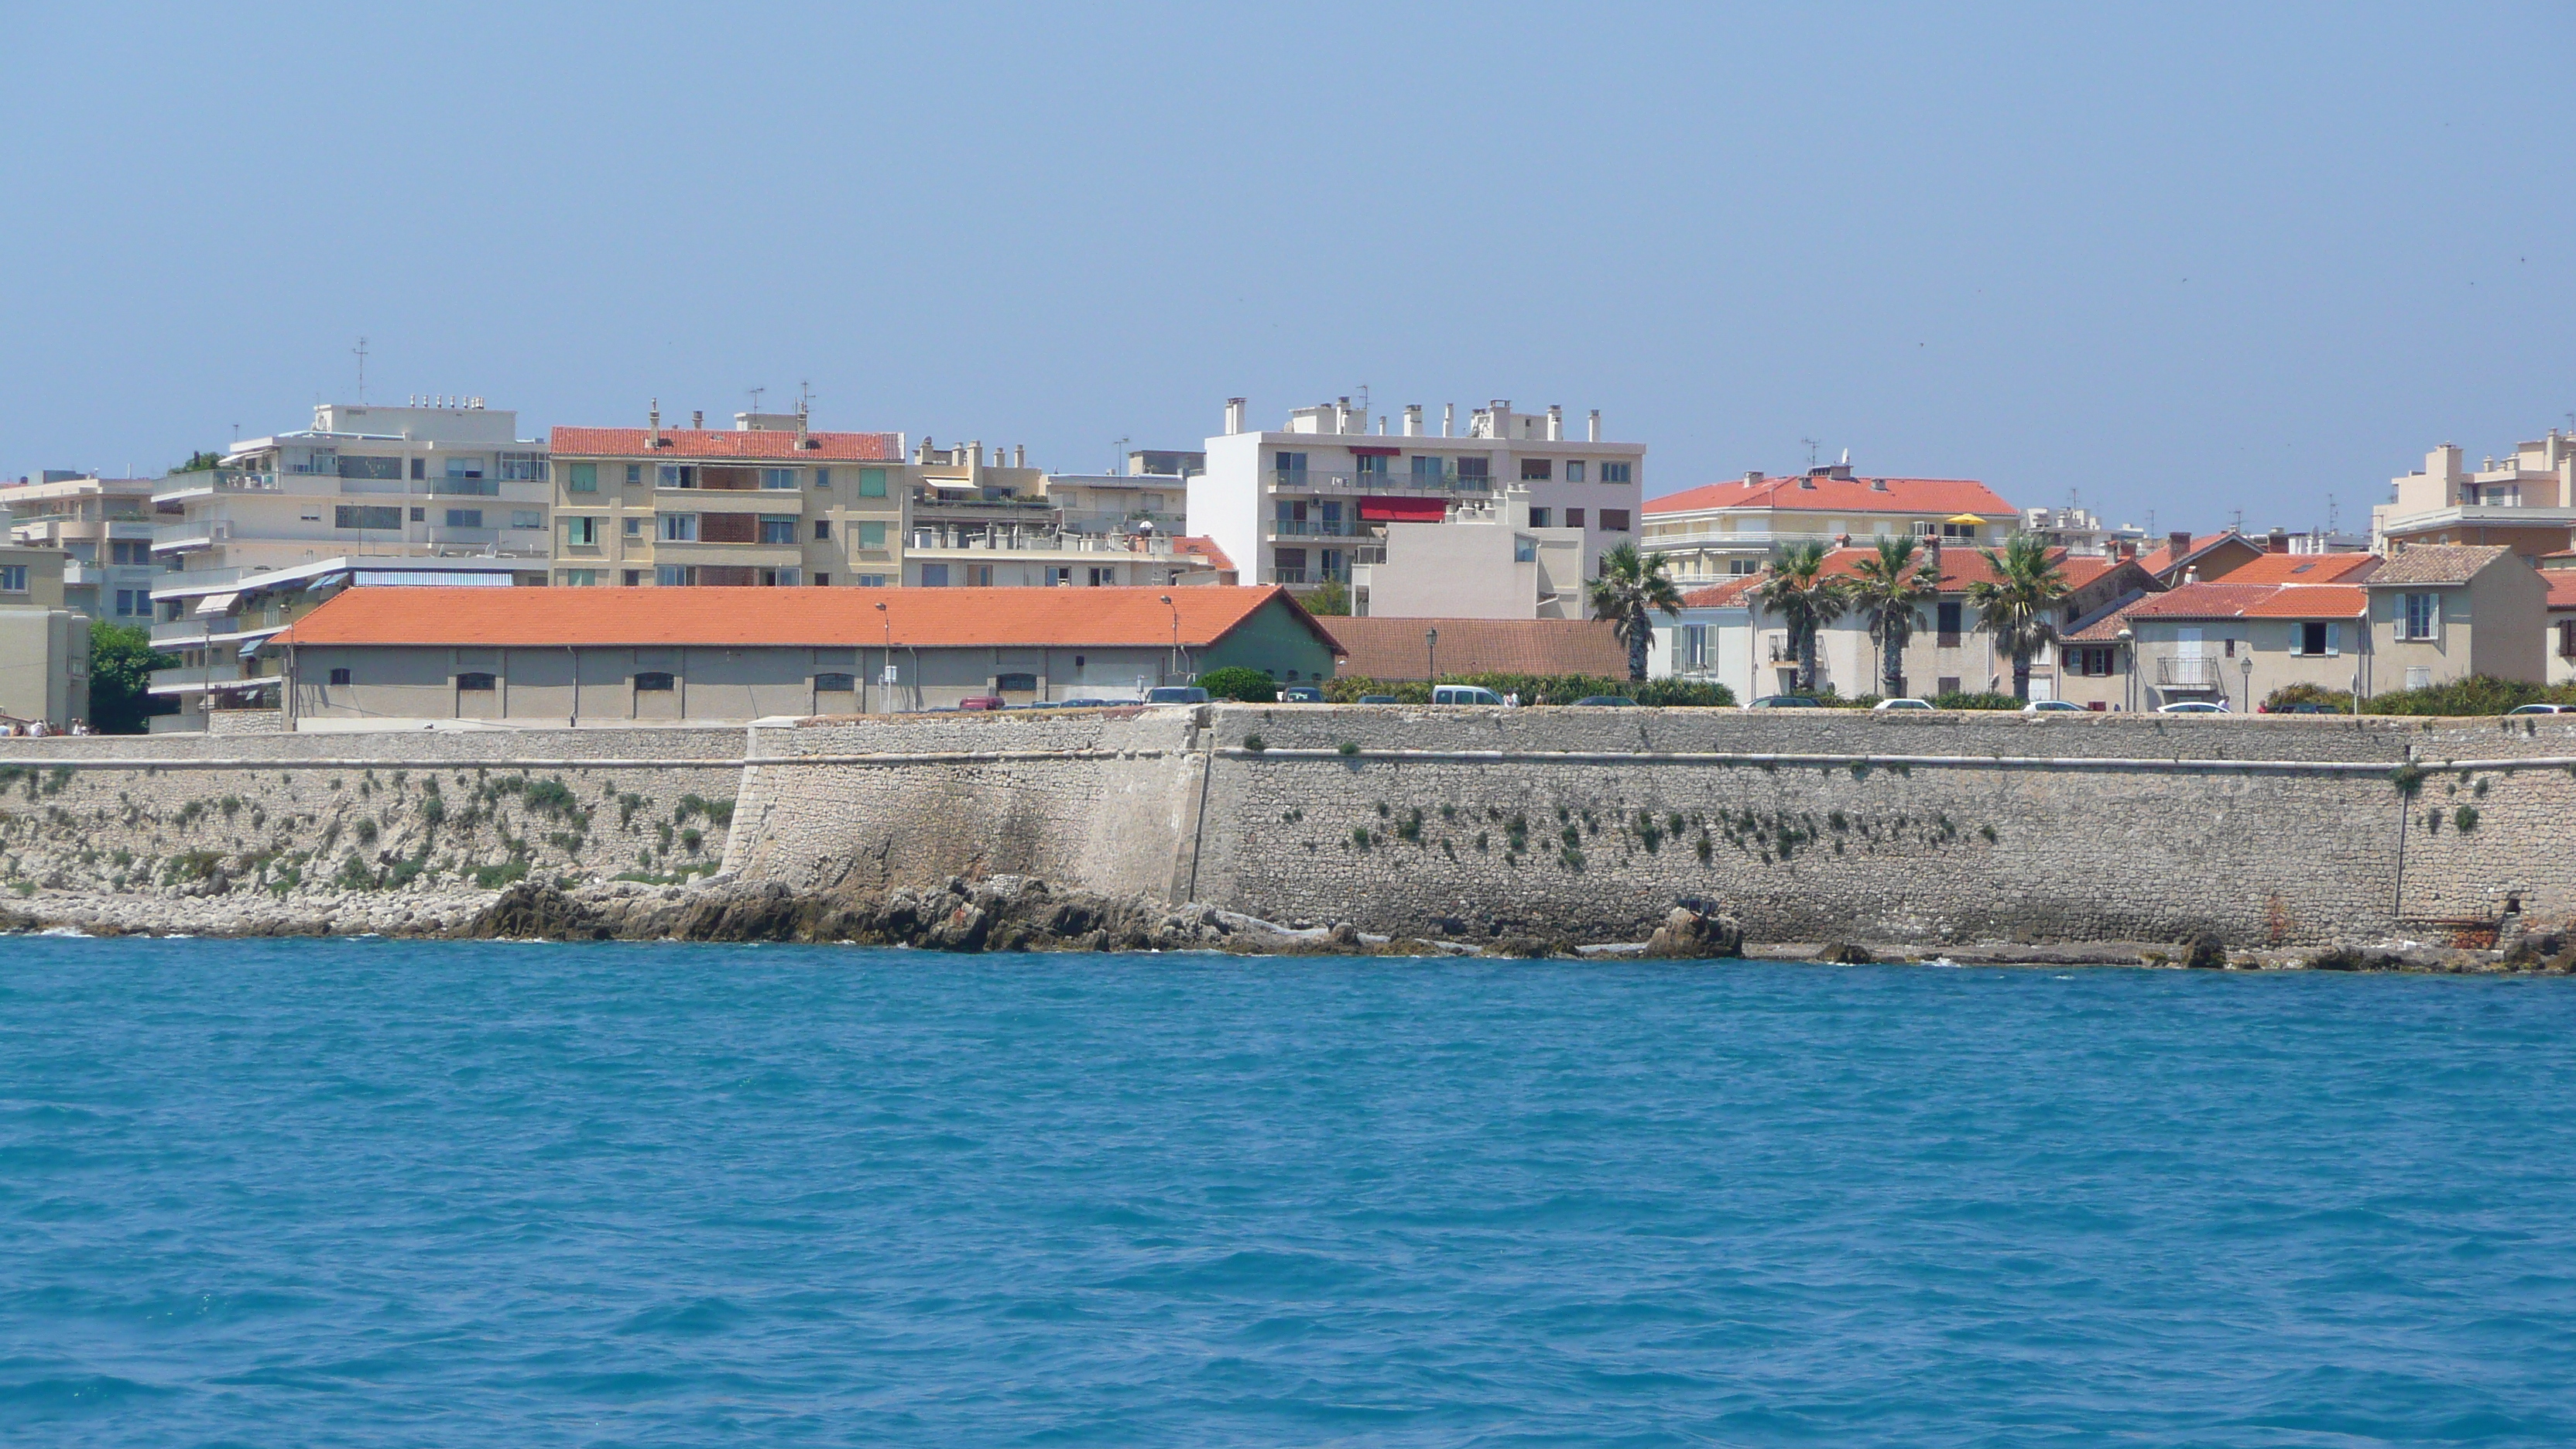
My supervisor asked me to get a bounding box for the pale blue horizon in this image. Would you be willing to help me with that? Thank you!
[4,2,2571,534]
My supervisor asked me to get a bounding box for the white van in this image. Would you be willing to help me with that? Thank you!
[1430,684,1506,706]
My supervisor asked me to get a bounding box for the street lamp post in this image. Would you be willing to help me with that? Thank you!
[875,600,891,714]
[2116,626,2134,713]
[1160,594,1180,680]
[1426,627,1439,689]
[2241,652,2254,714]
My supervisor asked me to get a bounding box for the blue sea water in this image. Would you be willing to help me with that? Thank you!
[3,940,2574,1447]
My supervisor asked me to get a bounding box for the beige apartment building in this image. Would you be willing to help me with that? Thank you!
[1,472,159,622]
[2372,433,2576,563]
[1640,464,2020,586]
[547,409,906,587]
[0,543,91,727]
[1352,488,1590,618]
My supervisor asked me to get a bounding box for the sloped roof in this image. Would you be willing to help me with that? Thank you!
[2365,543,2516,586]
[1173,536,1235,572]
[2122,582,2367,622]
[551,426,903,461]
[1645,473,2016,518]
[1327,617,1629,680]
[2211,551,2380,585]
[278,585,1345,653]
[2135,531,2263,577]
[2546,574,2576,611]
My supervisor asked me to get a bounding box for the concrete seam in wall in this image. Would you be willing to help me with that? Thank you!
[1216,748,2564,775]
[0,750,1180,772]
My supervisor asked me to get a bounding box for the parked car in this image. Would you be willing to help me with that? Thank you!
[1571,696,1638,707]
[1431,684,1506,706]
[2156,701,2228,714]
[1747,695,1824,708]
[957,695,1006,711]
[2505,703,2571,715]
[1872,697,1934,711]
[1279,684,1324,703]
[2022,699,2086,714]
[2266,702,2341,714]
[1357,694,1400,704]
[1143,686,1210,704]
[1057,698,1115,708]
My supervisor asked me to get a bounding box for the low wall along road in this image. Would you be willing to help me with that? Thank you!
[4,707,2571,947]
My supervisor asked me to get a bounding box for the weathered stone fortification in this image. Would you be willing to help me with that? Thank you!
[5,707,2574,949]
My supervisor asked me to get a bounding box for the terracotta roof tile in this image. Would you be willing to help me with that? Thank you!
[2133,531,2262,576]
[551,426,903,461]
[2241,585,2369,618]
[2547,574,2576,610]
[1173,536,1234,572]
[2122,581,2365,622]
[1676,544,2136,605]
[2211,552,2379,585]
[278,585,1343,653]
[1644,474,2016,517]
[2363,543,2515,586]
[1327,617,1629,681]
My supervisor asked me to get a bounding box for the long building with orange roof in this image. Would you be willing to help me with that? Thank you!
[1639,461,2021,586]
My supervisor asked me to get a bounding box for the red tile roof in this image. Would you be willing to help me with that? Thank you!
[278,585,1344,653]
[2121,581,2365,622]
[2134,531,2263,577]
[2241,585,2369,619]
[1173,536,1234,572]
[1327,617,1630,681]
[1645,473,2016,517]
[550,426,903,461]
[2548,574,2576,611]
[2208,551,2379,585]
[1675,545,2132,608]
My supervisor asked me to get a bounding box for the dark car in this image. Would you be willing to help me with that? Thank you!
[957,695,1006,711]
[1571,696,1639,707]
[1746,694,1824,708]
[1279,685,1324,703]
[2267,703,2341,714]
[1357,694,1400,704]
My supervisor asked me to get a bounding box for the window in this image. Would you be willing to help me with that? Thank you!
[445,509,485,529]
[1941,521,1979,540]
[444,457,485,479]
[457,672,497,691]
[1937,601,1964,644]
[858,468,888,498]
[2071,646,2115,677]
[512,510,544,529]
[2401,592,2439,640]
[1521,458,1552,481]
[634,671,676,691]
[858,574,888,587]
[2405,665,2432,690]
[1356,454,1387,477]
[761,468,797,490]
[625,464,643,486]
[622,569,644,586]
[1678,625,1709,669]
[328,667,353,686]
[813,519,831,540]
[813,468,831,489]
[1564,508,1586,529]
[968,565,993,586]
[111,540,149,564]
[1274,451,1308,481]
[411,457,426,480]
[1455,457,1490,484]
[1567,461,1586,482]
[560,569,597,587]
[858,520,886,549]
[1728,559,1759,576]
[564,516,599,546]
[2561,620,2576,659]
[660,514,698,542]
[760,516,799,545]
[338,454,402,480]
[700,512,757,543]
[1599,461,1631,485]
[1937,676,1962,696]
[1600,509,1632,532]
[815,672,856,692]
[115,588,140,616]
[996,672,1037,693]
[920,564,951,587]
[1515,536,1536,562]
[656,565,695,587]
[1089,567,1115,586]
[812,573,830,587]
[334,505,402,530]
[1411,455,1447,483]
[2294,622,2339,657]
[1273,546,1309,584]
[410,507,426,522]
[659,464,694,488]
[567,462,598,493]
[499,453,546,481]
[0,565,24,593]
[1530,507,1553,528]
[625,516,642,537]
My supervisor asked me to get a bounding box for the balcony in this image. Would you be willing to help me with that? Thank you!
[1266,519,1369,539]
[152,469,284,505]
[2157,656,2223,688]
[908,529,1178,556]
[152,521,224,554]
[1269,469,1492,496]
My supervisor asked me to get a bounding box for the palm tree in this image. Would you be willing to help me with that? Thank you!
[1965,533,2073,700]
[1588,543,1685,683]
[1751,541,1850,694]
[1846,535,1941,699]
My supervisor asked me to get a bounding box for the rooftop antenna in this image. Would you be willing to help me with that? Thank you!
[1801,437,1821,468]
[2327,493,2338,533]
[2229,507,2245,535]
[748,385,766,419]
[1354,384,1370,416]
[351,337,368,403]
[1112,435,1130,474]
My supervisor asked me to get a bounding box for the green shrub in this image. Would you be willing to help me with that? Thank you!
[1194,666,1279,703]
[2263,682,2354,714]
[2364,676,2568,717]
[1931,690,2024,711]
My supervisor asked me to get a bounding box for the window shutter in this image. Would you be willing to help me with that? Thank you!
[2325,622,2339,657]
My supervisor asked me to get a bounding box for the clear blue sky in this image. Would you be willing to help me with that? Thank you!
[6,2,2571,534]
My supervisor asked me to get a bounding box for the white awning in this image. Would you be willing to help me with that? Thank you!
[192,591,238,615]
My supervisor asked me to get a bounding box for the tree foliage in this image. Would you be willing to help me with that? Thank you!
[1194,666,1279,702]
[1324,673,1734,707]
[1585,543,1685,682]
[1751,541,1849,694]
[1846,535,1941,699]
[1965,534,2071,701]
[1301,578,1352,616]
[88,620,173,734]
[170,450,224,474]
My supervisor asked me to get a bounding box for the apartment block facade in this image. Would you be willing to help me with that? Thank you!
[546,410,904,588]
[2372,433,2576,562]
[1190,397,1646,608]
[1640,464,2020,587]
[1,471,159,621]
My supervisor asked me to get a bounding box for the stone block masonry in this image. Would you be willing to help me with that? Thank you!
[11,707,2576,948]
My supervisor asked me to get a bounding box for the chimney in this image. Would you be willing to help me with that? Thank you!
[1442,403,1455,437]
[1014,445,1026,468]
[1744,471,1764,485]
[2168,529,2192,559]
[1334,397,1351,433]
[916,436,934,465]
[968,440,983,483]
[691,409,704,430]
[1547,405,1564,441]
[2184,567,2201,584]
[1224,397,1246,434]
[1870,478,1889,492]
[649,399,661,447]
[2267,527,2290,553]
[1588,409,1601,443]
[2119,540,2136,560]
[1403,405,1423,437]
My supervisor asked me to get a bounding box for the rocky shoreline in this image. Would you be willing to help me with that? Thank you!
[4,874,2573,975]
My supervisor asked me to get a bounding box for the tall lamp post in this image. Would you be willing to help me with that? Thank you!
[2116,626,2135,713]
[1160,594,1181,680]
[2240,652,2254,714]
[1426,627,1439,689]
[875,600,891,714]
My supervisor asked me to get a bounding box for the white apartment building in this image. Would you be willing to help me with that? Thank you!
[1,471,159,621]
[1190,397,1646,608]
[908,443,1223,588]
[2372,432,2576,563]
[1639,464,2019,587]
[1351,487,1589,618]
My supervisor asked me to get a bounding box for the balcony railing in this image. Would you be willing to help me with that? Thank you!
[909,529,1177,555]
[1266,519,1368,538]
[1271,469,1492,496]
[152,522,223,553]
[2157,656,2222,687]
[152,469,283,504]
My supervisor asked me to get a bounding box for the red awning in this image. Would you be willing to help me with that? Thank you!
[1348,446,1401,457]
[1361,495,1447,522]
